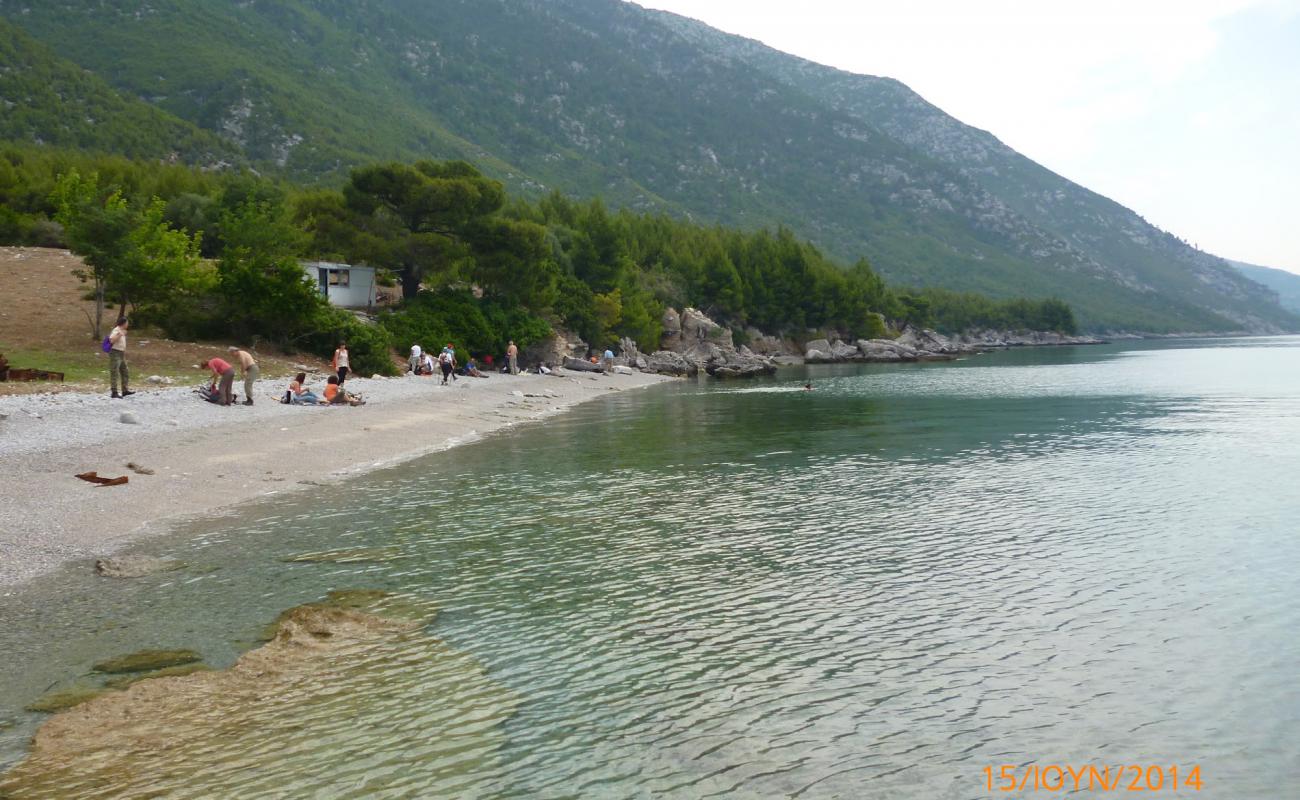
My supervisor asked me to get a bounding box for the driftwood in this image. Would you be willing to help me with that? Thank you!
[75,472,130,487]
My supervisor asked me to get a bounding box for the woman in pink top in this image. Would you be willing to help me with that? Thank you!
[200,357,236,406]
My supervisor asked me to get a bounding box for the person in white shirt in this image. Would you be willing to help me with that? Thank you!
[409,344,422,374]
[108,316,134,399]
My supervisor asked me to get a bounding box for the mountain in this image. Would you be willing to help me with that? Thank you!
[1,0,1294,334]
[1227,260,1300,315]
[0,18,237,164]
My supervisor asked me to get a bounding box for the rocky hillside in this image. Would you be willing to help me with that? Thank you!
[1,0,1294,334]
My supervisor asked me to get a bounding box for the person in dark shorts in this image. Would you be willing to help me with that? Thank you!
[332,342,351,385]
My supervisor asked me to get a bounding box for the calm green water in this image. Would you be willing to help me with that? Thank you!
[2,338,1299,798]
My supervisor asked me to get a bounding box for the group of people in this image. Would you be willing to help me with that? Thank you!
[106,320,540,408]
[193,342,362,407]
[408,343,459,384]
[408,341,514,384]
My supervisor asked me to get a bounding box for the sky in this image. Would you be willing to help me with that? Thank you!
[632,0,1300,274]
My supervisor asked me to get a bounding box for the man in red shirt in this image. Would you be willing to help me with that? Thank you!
[200,357,237,406]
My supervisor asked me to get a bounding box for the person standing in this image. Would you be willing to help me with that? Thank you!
[332,342,351,386]
[506,340,519,375]
[200,357,236,406]
[438,348,455,385]
[107,316,134,399]
[228,347,260,406]
[409,344,422,374]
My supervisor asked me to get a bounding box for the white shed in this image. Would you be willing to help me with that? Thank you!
[302,261,377,308]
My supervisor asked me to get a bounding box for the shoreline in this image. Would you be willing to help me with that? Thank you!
[0,368,675,590]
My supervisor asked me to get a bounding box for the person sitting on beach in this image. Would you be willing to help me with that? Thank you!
[200,357,236,406]
[323,375,365,406]
[463,358,487,378]
[284,372,320,405]
[420,352,436,375]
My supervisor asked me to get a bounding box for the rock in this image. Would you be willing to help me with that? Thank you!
[617,336,641,363]
[510,390,525,397]
[676,307,733,351]
[25,686,109,714]
[745,328,800,356]
[524,327,587,368]
[562,357,603,373]
[92,649,203,675]
[611,365,634,375]
[119,411,140,425]
[829,340,860,360]
[166,419,180,427]
[660,308,683,351]
[804,338,832,355]
[102,664,212,691]
[641,350,697,377]
[804,348,833,363]
[855,339,918,362]
[95,556,183,578]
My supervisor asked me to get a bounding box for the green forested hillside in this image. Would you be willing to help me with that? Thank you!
[0,0,1294,334]
[0,18,236,164]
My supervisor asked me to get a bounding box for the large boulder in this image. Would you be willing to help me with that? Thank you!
[660,308,683,351]
[744,328,800,356]
[829,340,860,360]
[856,339,919,362]
[677,307,733,351]
[642,350,697,377]
[524,327,586,368]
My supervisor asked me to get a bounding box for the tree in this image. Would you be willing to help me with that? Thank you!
[216,200,320,344]
[50,171,200,338]
[339,160,506,299]
[50,171,135,339]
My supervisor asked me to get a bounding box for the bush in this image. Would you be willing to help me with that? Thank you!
[379,289,552,361]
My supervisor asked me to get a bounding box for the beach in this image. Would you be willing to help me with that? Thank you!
[0,367,673,590]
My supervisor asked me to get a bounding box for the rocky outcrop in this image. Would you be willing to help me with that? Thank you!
[744,328,801,356]
[523,326,586,367]
[804,326,1104,364]
[642,307,777,378]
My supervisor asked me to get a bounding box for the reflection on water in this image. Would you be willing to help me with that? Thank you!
[3,338,1300,798]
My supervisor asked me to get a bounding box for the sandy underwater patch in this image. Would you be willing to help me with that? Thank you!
[1,590,520,798]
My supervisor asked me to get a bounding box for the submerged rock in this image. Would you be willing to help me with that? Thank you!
[24,685,109,714]
[102,663,212,691]
[94,555,184,578]
[92,649,202,675]
[1,590,518,799]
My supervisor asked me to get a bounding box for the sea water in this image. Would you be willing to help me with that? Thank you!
[1,338,1298,798]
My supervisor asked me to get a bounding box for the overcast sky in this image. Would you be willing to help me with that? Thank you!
[632,0,1300,274]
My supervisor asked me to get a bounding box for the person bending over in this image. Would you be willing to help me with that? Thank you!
[200,357,237,406]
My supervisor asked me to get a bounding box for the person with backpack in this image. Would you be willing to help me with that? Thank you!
[438,347,455,385]
[106,316,134,399]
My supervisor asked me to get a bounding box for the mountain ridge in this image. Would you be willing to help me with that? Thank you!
[0,0,1293,334]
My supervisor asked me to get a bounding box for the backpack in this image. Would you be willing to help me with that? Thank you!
[101,336,113,353]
